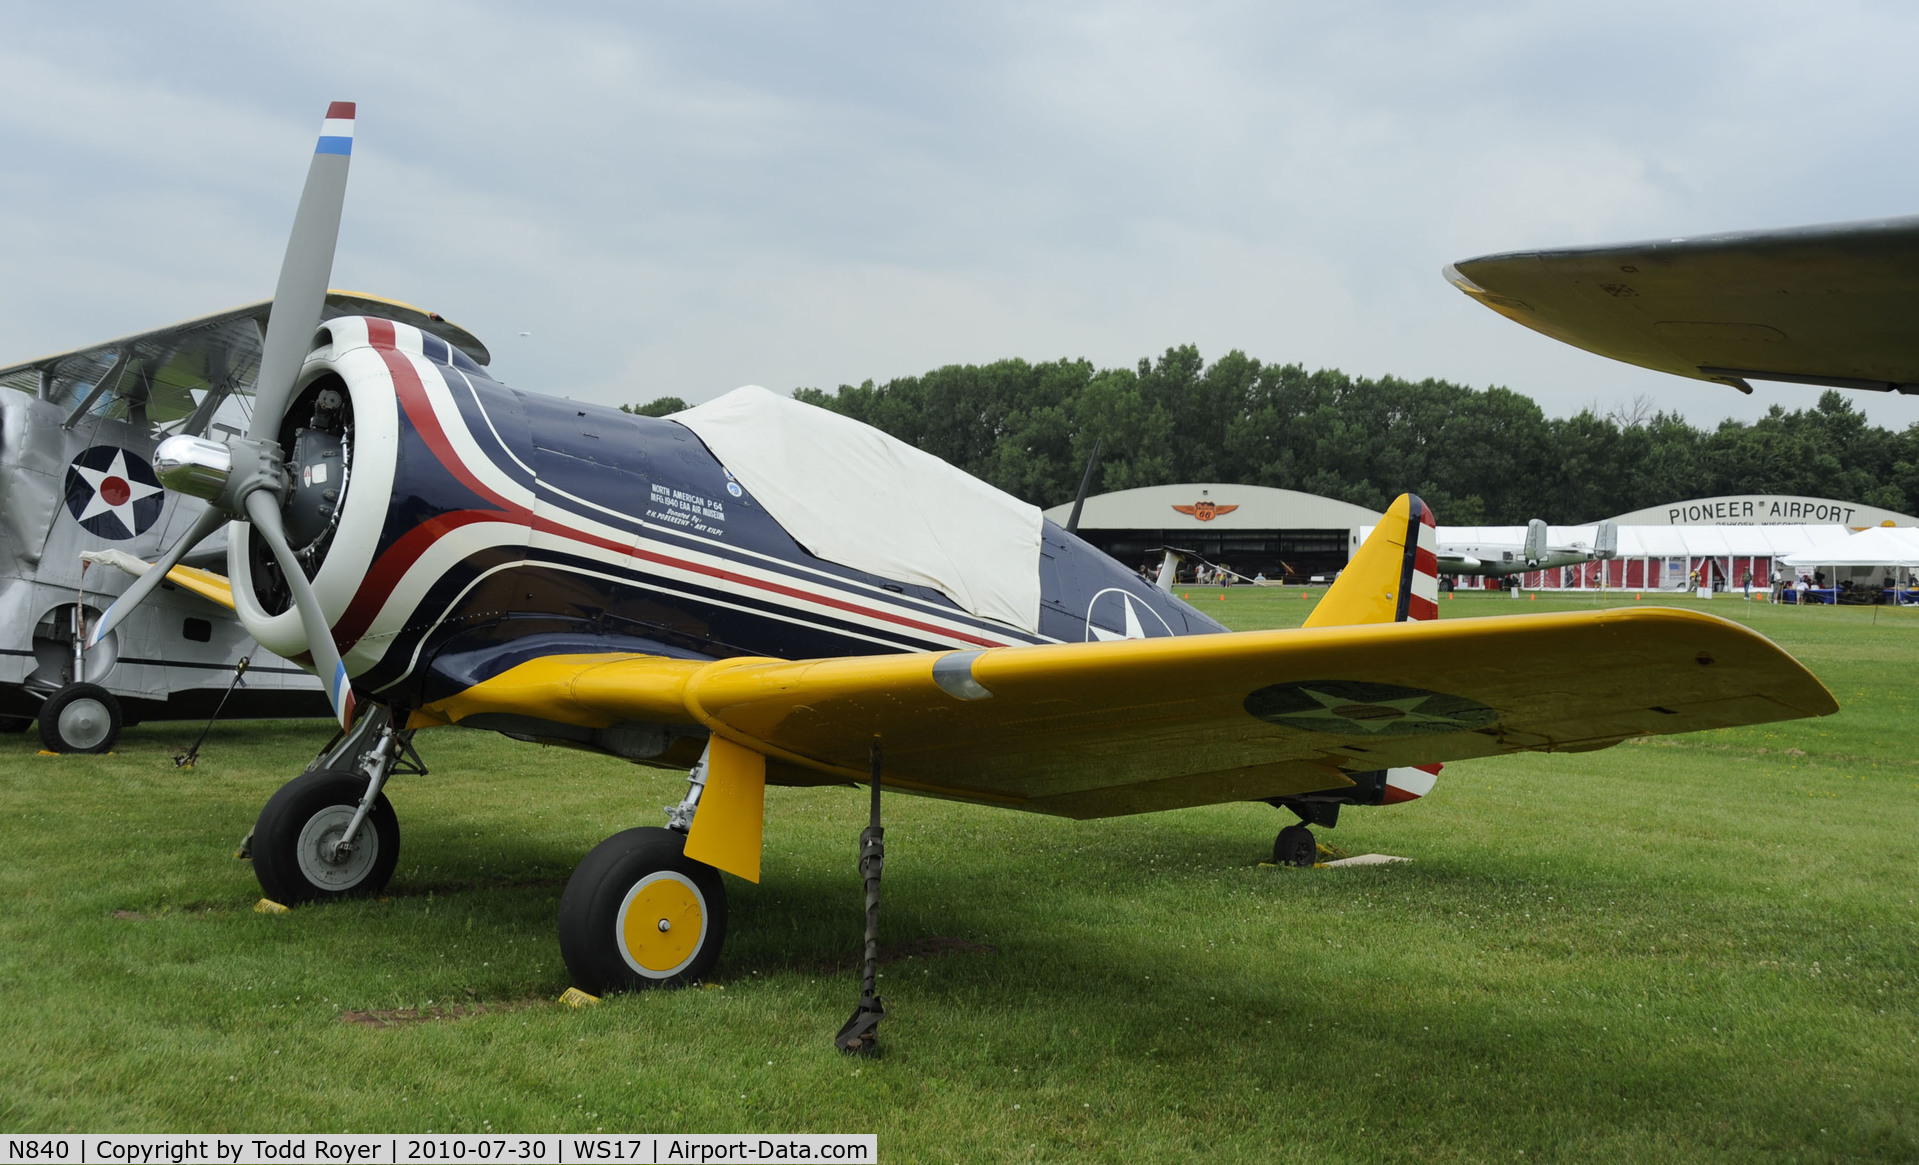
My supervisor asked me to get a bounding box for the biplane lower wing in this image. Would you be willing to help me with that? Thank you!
[420,606,1835,823]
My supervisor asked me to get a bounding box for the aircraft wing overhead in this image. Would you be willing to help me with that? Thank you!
[424,607,1834,819]
[1447,215,1919,394]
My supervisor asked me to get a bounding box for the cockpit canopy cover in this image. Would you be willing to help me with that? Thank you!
[673,386,1044,633]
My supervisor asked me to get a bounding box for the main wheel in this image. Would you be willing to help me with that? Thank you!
[559,827,728,993]
[0,715,30,733]
[1274,823,1318,868]
[38,682,122,754]
[252,769,400,904]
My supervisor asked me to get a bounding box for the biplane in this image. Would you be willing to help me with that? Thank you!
[0,291,486,752]
[90,104,1836,1049]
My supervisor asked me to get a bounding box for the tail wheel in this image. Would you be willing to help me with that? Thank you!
[38,682,122,754]
[1274,823,1317,868]
[559,827,727,993]
[252,769,400,904]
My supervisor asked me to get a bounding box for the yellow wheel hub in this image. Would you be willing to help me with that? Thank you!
[619,874,705,975]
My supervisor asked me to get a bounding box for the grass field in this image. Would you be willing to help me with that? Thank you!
[1,590,1914,1161]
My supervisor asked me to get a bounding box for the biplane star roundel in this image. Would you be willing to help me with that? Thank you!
[64,446,165,540]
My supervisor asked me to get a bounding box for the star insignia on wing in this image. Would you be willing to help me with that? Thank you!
[1276,686,1471,733]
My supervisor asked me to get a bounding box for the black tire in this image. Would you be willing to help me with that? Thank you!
[1274,823,1317,868]
[37,682,122,754]
[559,827,728,993]
[0,715,30,733]
[252,769,400,905]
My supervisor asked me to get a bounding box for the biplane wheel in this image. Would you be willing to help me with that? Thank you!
[37,682,122,754]
[0,716,29,733]
[1274,824,1317,868]
[251,769,399,905]
[559,827,727,993]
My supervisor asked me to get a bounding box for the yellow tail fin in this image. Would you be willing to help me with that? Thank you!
[1304,493,1439,628]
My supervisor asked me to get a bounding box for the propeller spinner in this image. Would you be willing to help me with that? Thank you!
[91,102,360,729]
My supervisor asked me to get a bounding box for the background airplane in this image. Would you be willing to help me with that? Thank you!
[1434,518,1618,579]
[0,292,488,752]
[1444,215,1919,397]
[93,105,1838,1051]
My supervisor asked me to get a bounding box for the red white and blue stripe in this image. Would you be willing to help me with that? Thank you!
[316,101,355,156]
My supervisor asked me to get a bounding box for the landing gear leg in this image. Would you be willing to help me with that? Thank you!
[1270,800,1337,867]
[249,707,424,903]
[835,740,887,1056]
[1273,824,1317,867]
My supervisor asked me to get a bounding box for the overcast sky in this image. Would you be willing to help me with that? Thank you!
[4,1,1919,430]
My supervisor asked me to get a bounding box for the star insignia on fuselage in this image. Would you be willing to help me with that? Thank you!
[64,446,165,540]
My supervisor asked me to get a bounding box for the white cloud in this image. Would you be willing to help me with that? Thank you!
[4,0,1919,430]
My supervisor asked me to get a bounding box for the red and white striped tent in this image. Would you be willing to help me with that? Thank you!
[1373,524,1851,592]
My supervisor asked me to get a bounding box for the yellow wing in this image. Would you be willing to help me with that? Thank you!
[82,549,234,610]
[419,606,1834,824]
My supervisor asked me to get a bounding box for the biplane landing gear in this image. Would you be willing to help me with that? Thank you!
[37,682,122,754]
[558,827,728,992]
[250,707,420,904]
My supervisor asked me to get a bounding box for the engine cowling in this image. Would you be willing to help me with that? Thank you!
[228,316,404,671]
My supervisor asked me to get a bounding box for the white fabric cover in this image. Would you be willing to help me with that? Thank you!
[672,386,1043,633]
[1781,525,1919,568]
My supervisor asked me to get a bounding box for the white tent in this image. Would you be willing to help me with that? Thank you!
[1780,526,1919,569]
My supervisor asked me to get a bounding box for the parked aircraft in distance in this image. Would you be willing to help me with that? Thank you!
[93,104,1838,1051]
[1436,519,1618,578]
[0,293,488,752]
[1446,214,1919,396]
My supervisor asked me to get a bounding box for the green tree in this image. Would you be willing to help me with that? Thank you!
[621,396,688,417]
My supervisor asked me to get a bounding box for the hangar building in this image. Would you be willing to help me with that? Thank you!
[1040,483,1381,581]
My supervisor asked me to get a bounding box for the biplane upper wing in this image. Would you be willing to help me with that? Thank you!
[0,290,489,426]
[423,606,1835,824]
[1447,214,1919,394]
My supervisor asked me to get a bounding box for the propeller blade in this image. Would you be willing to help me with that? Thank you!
[88,506,228,647]
[251,101,355,443]
[243,490,354,730]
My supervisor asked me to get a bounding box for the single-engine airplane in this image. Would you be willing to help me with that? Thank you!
[92,105,1836,1049]
[0,292,488,752]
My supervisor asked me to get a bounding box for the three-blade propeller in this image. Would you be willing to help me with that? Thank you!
[90,102,360,729]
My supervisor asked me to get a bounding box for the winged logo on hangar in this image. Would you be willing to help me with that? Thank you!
[64,446,165,539]
[1172,500,1237,521]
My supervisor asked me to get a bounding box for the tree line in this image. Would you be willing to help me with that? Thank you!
[625,345,1919,524]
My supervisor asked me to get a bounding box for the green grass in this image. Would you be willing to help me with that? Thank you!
[1,591,1915,1162]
